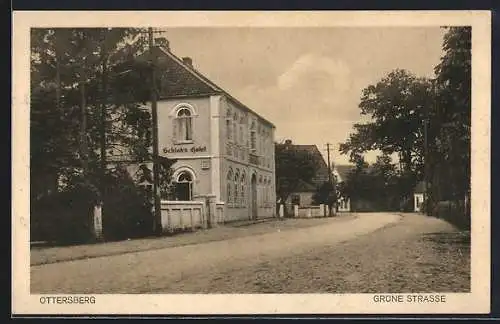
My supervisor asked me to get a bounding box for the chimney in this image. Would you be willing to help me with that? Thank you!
[154,37,170,51]
[182,57,193,68]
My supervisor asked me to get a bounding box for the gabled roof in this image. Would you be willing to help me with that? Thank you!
[294,179,318,192]
[277,142,329,187]
[334,165,355,183]
[138,46,275,128]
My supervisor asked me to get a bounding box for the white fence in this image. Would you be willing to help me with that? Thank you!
[160,200,205,232]
[278,204,334,218]
[159,199,226,232]
[297,205,325,218]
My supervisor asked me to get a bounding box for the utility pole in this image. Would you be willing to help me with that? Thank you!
[424,115,429,215]
[148,27,161,234]
[326,143,333,217]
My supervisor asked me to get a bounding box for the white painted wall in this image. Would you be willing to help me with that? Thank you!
[414,193,424,212]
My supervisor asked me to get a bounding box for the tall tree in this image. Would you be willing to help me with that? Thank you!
[339,69,435,200]
[30,28,152,193]
[432,26,471,210]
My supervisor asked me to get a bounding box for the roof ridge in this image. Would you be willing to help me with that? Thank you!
[157,47,221,92]
[157,46,275,128]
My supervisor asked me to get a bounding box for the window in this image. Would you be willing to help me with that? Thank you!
[234,170,240,206]
[265,178,270,203]
[174,171,193,200]
[233,121,237,144]
[227,169,233,204]
[250,131,256,151]
[250,120,257,152]
[291,194,300,205]
[233,112,238,144]
[239,125,243,145]
[175,108,193,142]
[241,172,246,206]
[226,119,232,141]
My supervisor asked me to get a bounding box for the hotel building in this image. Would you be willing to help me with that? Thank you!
[139,41,277,221]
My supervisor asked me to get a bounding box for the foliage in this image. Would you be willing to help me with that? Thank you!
[311,181,336,206]
[30,28,176,242]
[431,27,471,206]
[30,180,100,244]
[339,69,433,179]
[339,27,471,215]
[338,155,407,212]
[101,166,154,241]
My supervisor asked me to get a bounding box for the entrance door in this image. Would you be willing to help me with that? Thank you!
[251,174,257,220]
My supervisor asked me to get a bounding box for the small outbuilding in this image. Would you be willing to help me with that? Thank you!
[413,181,426,212]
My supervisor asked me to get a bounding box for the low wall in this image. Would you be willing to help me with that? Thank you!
[281,204,332,218]
[160,201,205,232]
[297,205,324,218]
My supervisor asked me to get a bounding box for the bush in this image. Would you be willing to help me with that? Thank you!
[31,169,155,244]
[31,182,100,244]
[101,169,154,241]
[432,200,470,230]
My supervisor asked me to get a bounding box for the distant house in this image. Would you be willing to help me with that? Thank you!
[332,164,354,212]
[280,140,329,208]
[413,181,426,212]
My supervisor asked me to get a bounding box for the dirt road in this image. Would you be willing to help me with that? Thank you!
[31,213,401,294]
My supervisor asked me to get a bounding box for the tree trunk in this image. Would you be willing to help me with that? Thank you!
[79,67,89,175]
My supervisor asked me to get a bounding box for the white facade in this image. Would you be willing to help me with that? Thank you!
[156,95,276,221]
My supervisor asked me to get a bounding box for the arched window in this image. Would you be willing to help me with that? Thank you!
[175,108,193,142]
[227,169,233,204]
[241,172,246,206]
[264,178,268,204]
[174,170,193,201]
[234,170,240,206]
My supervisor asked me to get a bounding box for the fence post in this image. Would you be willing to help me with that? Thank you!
[92,203,103,241]
[279,204,284,219]
[294,205,299,218]
[206,194,217,228]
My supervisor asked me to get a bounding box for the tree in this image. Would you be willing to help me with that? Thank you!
[30,28,173,242]
[432,27,471,209]
[339,69,435,202]
[275,141,317,214]
[30,28,150,195]
[312,181,336,206]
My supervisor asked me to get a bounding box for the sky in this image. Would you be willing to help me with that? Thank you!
[159,27,446,166]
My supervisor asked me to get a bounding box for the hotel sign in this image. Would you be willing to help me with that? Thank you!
[162,145,207,154]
